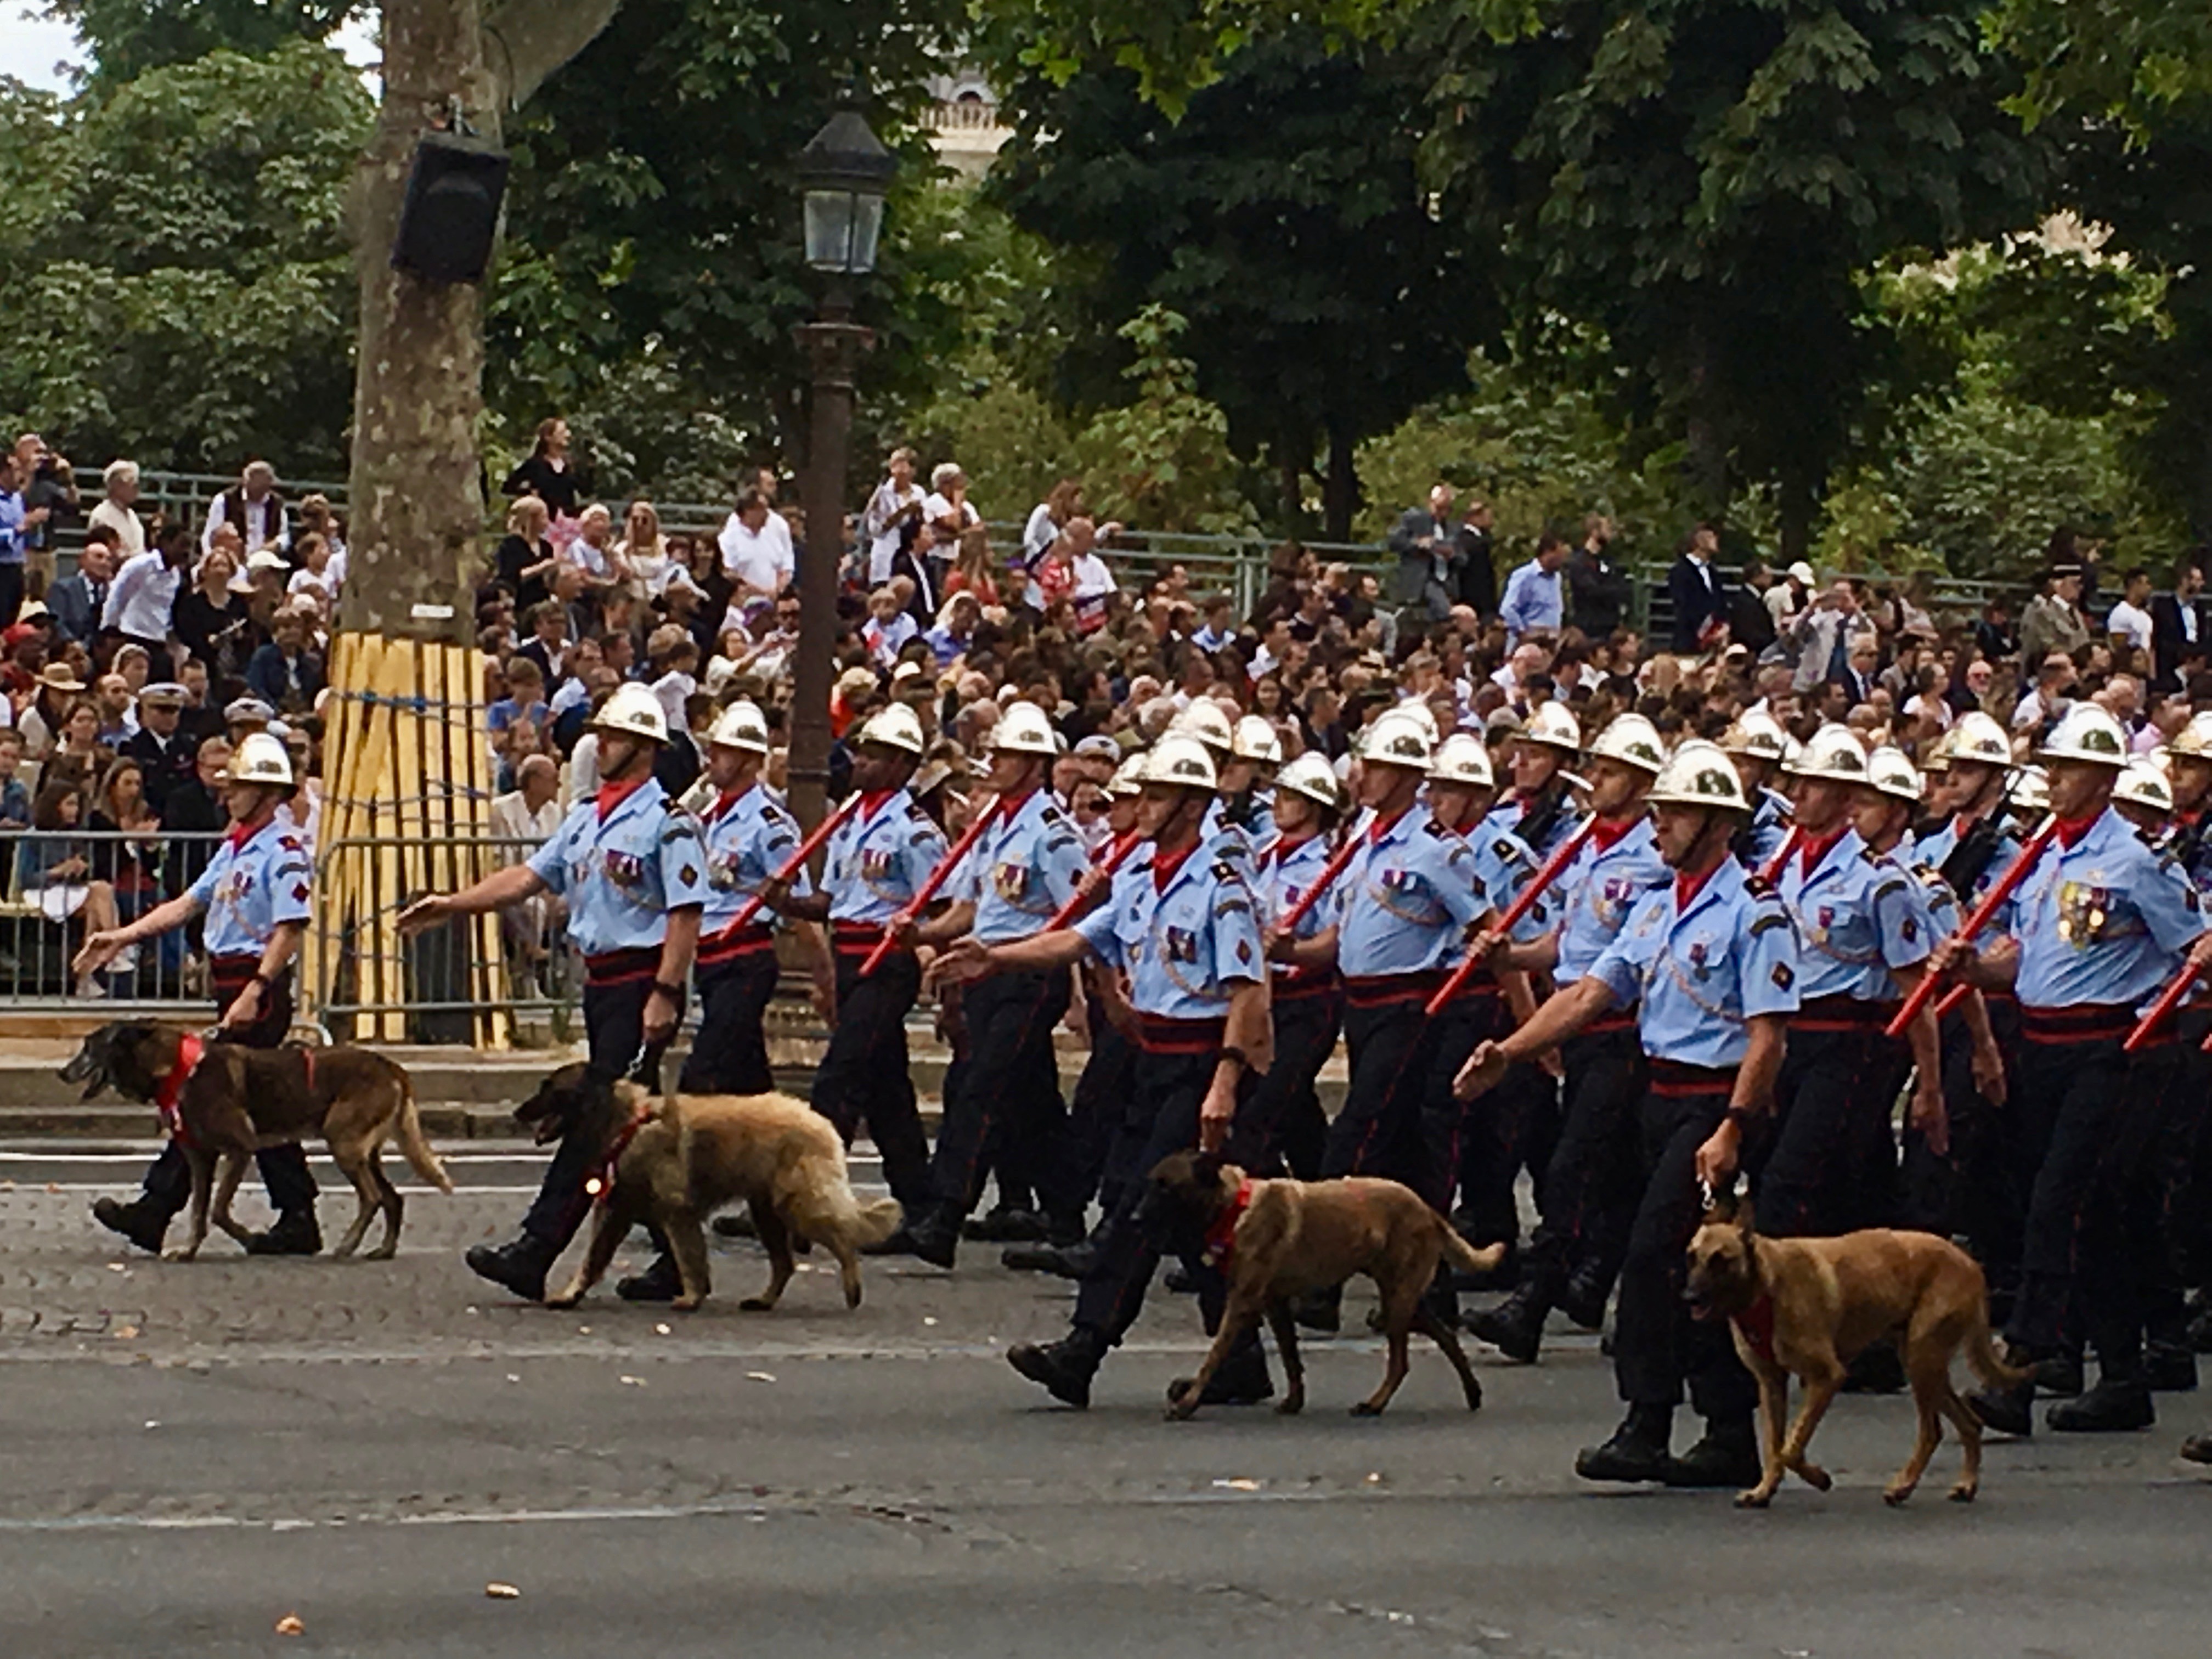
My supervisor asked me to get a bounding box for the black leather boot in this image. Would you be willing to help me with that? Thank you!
[964,1206,1046,1243]
[1169,1337,1275,1407]
[2180,1430,2212,1463]
[244,1207,322,1256]
[465,1234,562,1302]
[1002,1239,1097,1278]
[1664,1415,1763,1488]
[1558,1263,1612,1331]
[2047,1377,2156,1432]
[2146,1343,2198,1393]
[1576,1403,1675,1483]
[92,1196,170,1255]
[616,1254,682,1302]
[712,1211,757,1239]
[865,1205,960,1268]
[1007,1326,1110,1408]
[2030,1349,2084,1398]
[1468,1281,1552,1364]
[1968,1377,2036,1438]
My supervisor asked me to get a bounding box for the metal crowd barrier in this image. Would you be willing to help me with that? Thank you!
[0,828,227,1010]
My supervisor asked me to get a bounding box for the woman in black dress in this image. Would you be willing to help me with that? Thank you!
[493,495,559,614]
[500,417,585,520]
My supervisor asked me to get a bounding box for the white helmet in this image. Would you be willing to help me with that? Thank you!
[2115,758,2175,814]
[1275,752,1344,812]
[1720,710,1789,764]
[1586,713,1666,775]
[1171,701,1235,754]
[856,702,926,756]
[1401,700,1442,744]
[1232,714,1284,765]
[226,731,295,788]
[1864,745,1922,804]
[1428,731,1494,788]
[1106,755,1146,799]
[2013,764,2050,814]
[1521,702,1582,754]
[2169,711,2212,761]
[2037,703,2129,769]
[1949,710,2012,769]
[1645,739,1752,814]
[1359,707,1436,770]
[707,698,769,754]
[1789,723,1871,785]
[991,699,1059,758]
[592,682,669,744]
[1146,733,1218,792]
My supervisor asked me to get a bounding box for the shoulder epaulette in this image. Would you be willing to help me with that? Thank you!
[1045,832,1080,853]
[1492,838,1527,865]
[1421,818,1456,840]
[1874,877,1908,900]
[906,803,934,824]
[1750,912,1790,936]
[1743,873,1777,899]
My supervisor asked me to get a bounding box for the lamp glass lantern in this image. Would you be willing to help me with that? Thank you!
[798,110,898,276]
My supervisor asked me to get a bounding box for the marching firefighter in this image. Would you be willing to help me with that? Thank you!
[1457,740,1798,1488]
[1258,752,1351,1181]
[1721,712,1793,870]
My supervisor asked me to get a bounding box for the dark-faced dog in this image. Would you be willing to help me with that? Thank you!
[62,1021,452,1261]
[1685,1196,2028,1507]
[1143,1151,1504,1420]
[512,1063,901,1311]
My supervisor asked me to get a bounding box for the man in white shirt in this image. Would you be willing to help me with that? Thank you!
[922,463,980,540]
[717,488,793,597]
[87,460,146,558]
[862,448,924,584]
[104,524,194,656]
[1765,560,1814,628]
[1064,515,1118,634]
[2105,566,2155,659]
[200,460,287,556]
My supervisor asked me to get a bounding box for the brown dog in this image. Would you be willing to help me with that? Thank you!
[1143,1151,1504,1421]
[1684,1197,2028,1507]
[61,1020,451,1262]
[516,1063,902,1312]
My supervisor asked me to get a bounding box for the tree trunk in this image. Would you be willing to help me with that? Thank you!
[1777,463,1818,567]
[1321,418,1358,543]
[1274,424,1312,538]
[1680,321,1731,523]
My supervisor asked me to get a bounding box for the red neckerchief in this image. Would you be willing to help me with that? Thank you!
[300,1047,317,1095]
[224,811,276,853]
[585,1099,654,1209]
[1734,1291,1778,1364]
[997,787,1037,817]
[858,788,898,822]
[155,1032,205,1144]
[1589,814,1637,853]
[709,783,755,824]
[1152,838,1200,894]
[1674,855,1726,911]
[1272,832,1316,866]
[595,774,650,822]
[1367,806,1409,847]
[1201,1176,1256,1270]
[1797,823,1848,875]
[2055,810,2102,849]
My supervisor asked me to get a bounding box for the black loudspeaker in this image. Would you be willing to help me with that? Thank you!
[390,134,510,285]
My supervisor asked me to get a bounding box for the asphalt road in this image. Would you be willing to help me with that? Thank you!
[4,1139,2209,1658]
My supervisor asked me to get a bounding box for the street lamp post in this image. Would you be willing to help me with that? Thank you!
[788,109,896,831]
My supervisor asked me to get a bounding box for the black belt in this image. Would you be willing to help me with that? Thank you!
[2020,1002,2135,1045]
[1646,1058,1736,1097]
[583,944,662,987]
[698,921,776,965]
[1133,1014,1227,1055]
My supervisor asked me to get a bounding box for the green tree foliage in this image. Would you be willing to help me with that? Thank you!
[1987,0,2212,138]
[0,40,370,475]
[44,0,360,89]
[986,32,1492,538]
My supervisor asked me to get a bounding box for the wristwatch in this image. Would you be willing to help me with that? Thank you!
[1217,1046,1250,1073]
[651,980,686,1002]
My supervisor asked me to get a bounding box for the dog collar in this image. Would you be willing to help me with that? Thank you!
[1733,1292,1778,1365]
[583,1102,653,1209]
[155,1032,206,1146]
[1200,1175,1255,1272]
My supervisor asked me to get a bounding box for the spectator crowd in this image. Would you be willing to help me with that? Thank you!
[4,416,2209,999]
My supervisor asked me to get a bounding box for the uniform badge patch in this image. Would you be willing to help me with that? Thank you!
[1901,917,1918,943]
[1772,963,1795,990]
[291,883,309,901]
[679,865,699,887]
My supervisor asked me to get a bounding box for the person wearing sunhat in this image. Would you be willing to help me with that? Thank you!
[75,733,324,1256]
[399,682,709,1302]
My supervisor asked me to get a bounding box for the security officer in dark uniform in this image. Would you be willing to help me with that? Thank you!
[765,703,950,1219]
[1459,739,1798,1488]
[1469,713,1671,1363]
[399,682,707,1301]
[933,735,1273,1409]
[80,732,321,1254]
[1257,753,1349,1180]
[881,701,1088,1266]
[120,682,202,818]
[1931,705,2212,1436]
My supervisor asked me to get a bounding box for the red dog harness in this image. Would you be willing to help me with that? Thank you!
[583,1102,653,1209]
[1201,1176,1256,1271]
[154,1033,206,1146]
[1733,1293,1778,1365]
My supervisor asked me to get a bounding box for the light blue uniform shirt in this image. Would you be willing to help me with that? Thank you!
[956,790,1087,945]
[1076,846,1266,1019]
[1554,817,1672,985]
[822,788,950,926]
[2011,807,2205,1012]
[527,779,708,955]
[1333,808,1492,978]
[1778,827,1933,1003]
[1202,797,1260,874]
[1588,860,1802,1068]
[189,818,313,959]
[698,784,811,934]
[1262,832,1338,943]
[1481,791,1579,862]
[1916,812,2023,929]
[1498,560,1563,641]
[1743,788,1792,871]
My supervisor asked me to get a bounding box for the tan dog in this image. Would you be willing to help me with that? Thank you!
[61,1020,451,1261]
[1684,1198,2028,1507]
[1143,1151,1504,1421]
[516,1064,902,1312]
